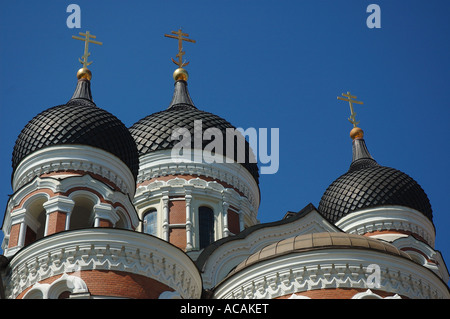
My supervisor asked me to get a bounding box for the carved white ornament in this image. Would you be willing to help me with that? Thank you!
[4,228,202,299]
[136,150,260,209]
[213,249,450,299]
[13,145,136,195]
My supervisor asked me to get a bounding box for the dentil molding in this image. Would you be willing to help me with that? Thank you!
[213,249,450,299]
[4,228,202,299]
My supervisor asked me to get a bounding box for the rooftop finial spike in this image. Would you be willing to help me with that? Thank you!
[72,30,103,80]
[337,91,365,140]
[164,28,196,81]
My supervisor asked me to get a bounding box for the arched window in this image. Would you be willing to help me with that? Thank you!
[199,206,214,249]
[143,209,157,236]
[24,194,48,242]
[69,195,96,230]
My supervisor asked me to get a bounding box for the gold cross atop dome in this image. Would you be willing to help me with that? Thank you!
[164,28,196,68]
[337,91,364,128]
[72,31,103,70]
[337,91,365,140]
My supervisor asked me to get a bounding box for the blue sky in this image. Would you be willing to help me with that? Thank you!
[0,0,449,275]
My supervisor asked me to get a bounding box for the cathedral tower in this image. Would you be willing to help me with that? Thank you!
[0,32,202,299]
[129,29,260,258]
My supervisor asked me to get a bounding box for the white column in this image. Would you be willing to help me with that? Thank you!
[185,191,193,251]
[162,193,169,241]
[239,210,245,231]
[18,221,26,247]
[10,209,27,248]
[222,201,230,237]
[93,203,118,227]
[6,208,38,256]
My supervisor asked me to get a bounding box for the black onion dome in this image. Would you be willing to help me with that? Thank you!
[318,137,432,224]
[12,79,139,179]
[129,80,259,183]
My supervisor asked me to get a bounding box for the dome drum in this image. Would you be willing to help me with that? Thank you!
[12,144,137,196]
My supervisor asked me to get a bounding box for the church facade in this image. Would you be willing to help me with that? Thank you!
[0,31,449,299]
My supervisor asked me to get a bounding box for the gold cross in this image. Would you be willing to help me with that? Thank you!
[337,91,364,127]
[72,31,103,68]
[164,28,196,68]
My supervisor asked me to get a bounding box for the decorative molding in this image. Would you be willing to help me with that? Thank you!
[2,174,139,252]
[93,203,119,226]
[13,145,136,196]
[136,150,260,210]
[4,228,202,299]
[335,206,436,247]
[134,177,257,231]
[43,196,75,214]
[162,193,169,241]
[185,193,193,251]
[213,249,450,299]
[23,273,89,299]
[287,293,310,299]
[392,236,449,283]
[200,209,339,289]
[351,289,401,299]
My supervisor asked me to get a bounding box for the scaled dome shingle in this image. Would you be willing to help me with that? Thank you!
[318,138,432,224]
[129,81,259,183]
[12,96,139,179]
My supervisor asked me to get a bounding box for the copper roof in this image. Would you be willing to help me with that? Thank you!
[229,232,412,276]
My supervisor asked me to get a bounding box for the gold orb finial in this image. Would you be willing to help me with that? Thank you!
[77,67,92,80]
[350,127,364,140]
[173,67,188,81]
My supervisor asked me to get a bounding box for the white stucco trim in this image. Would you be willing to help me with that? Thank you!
[200,208,339,289]
[213,248,450,299]
[5,228,202,299]
[136,150,260,210]
[335,206,436,247]
[13,145,136,196]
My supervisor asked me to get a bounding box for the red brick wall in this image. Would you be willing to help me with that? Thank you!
[227,209,240,235]
[169,227,187,250]
[46,211,67,235]
[17,270,174,299]
[8,224,21,248]
[98,219,113,227]
[169,200,186,224]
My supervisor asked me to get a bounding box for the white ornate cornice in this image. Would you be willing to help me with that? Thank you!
[13,145,136,196]
[351,289,401,299]
[335,206,436,247]
[4,228,202,299]
[136,150,260,210]
[213,248,450,299]
[134,177,258,229]
[23,273,89,299]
